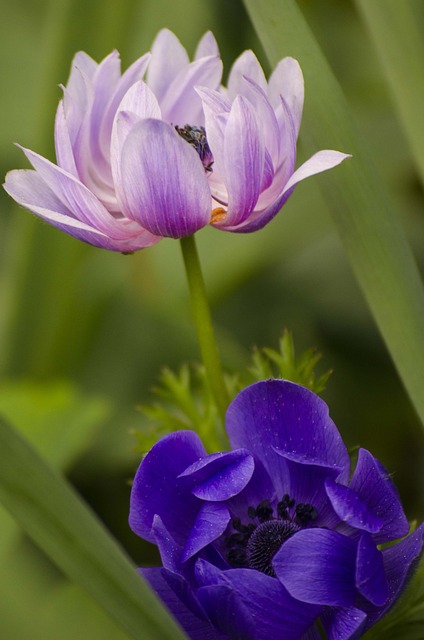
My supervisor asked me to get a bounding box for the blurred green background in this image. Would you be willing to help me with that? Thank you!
[1,0,424,637]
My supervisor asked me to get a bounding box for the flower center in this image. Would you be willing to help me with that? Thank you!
[226,494,318,576]
[246,520,300,576]
[175,124,214,172]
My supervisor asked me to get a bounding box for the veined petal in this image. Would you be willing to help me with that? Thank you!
[283,150,351,195]
[227,50,267,100]
[196,561,321,639]
[120,118,211,238]
[54,100,78,177]
[160,56,223,125]
[226,380,351,496]
[140,568,224,640]
[349,449,409,544]
[195,31,220,59]
[355,533,388,607]
[17,146,141,240]
[129,430,207,544]
[179,449,255,501]
[147,29,190,103]
[221,96,264,227]
[3,169,157,251]
[99,52,151,158]
[274,529,358,606]
[325,477,384,535]
[320,607,367,640]
[111,81,161,206]
[182,503,230,563]
[268,57,304,139]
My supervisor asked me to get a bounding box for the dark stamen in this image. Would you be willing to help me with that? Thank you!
[175,124,214,172]
[246,520,300,576]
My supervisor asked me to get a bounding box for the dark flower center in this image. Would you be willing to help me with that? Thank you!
[226,494,318,577]
[246,520,300,576]
[175,124,214,172]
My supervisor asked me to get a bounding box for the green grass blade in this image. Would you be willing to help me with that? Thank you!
[354,0,424,187]
[0,416,187,640]
[243,0,424,428]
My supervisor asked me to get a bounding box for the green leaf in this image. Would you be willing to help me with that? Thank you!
[243,0,424,429]
[0,379,110,470]
[0,416,187,640]
[354,0,424,187]
[247,330,332,394]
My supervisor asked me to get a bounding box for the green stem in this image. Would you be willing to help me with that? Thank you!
[180,235,230,426]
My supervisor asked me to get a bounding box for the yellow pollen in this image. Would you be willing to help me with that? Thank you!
[210,207,227,224]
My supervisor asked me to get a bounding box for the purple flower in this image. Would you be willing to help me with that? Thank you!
[129,380,424,639]
[4,31,349,252]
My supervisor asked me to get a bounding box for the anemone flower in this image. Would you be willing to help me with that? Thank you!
[129,380,423,639]
[4,30,349,252]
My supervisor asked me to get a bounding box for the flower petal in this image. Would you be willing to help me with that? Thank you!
[273,451,344,527]
[196,560,321,639]
[3,169,156,251]
[140,568,224,640]
[129,430,206,544]
[119,118,211,237]
[274,529,358,606]
[221,96,264,226]
[226,380,351,498]
[320,606,367,640]
[283,150,351,195]
[17,145,144,240]
[147,29,190,104]
[355,533,388,607]
[179,449,255,501]
[349,448,409,543]
[182,503,230,563]
[325,477,384,535]
[268,57,304,139]
[227,50,267,100]
[54,100,78,177]
[195,32,220,59]
[160,56,223,125]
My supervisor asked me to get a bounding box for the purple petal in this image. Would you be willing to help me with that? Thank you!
[273,452,344,527]
[147,29,190,104]
[3,169,157,251]
[62,51,96,145]
[195,32,220,59]
[355,533,388,606]
[196,560,321,639]
[349,449,409,543]
[226,456,276,522]
[140,568,225,640]
[227,50,267,100]
[182,503,230,563]
[363,523,424,628]
[99,53,151,157]
[119,119,211,238]
[283,150,351,194]
[325,477,384,534]
[268,57,304,138]
[54,101,78,177]
[160,56,223,125]
[129,430,206,544]
[220,96,264,226]
[274,529,357,606]
[179,449,255,501]
[17,146,143,240]
[320,606,367,640]
[218,95,297,233]
[111,81,161,208]
[226,380,351,498]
